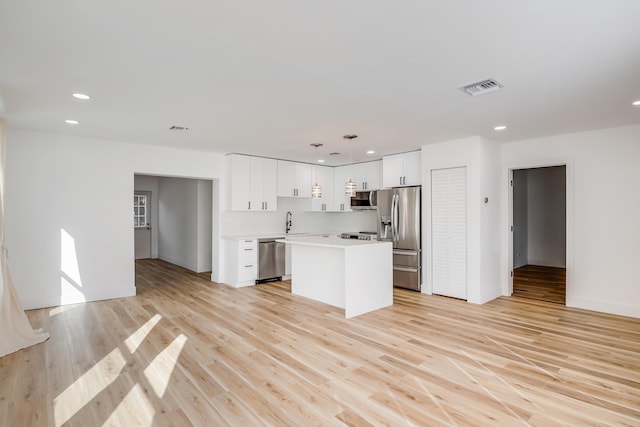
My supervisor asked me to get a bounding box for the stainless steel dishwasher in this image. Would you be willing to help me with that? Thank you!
[257,238,285,283]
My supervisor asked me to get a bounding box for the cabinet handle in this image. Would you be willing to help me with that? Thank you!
[264,202,267,210]
[244,265,253,268]
[244,248,253,251]
[248,201,251,210]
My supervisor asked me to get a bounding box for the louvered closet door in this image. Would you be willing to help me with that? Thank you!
[431,167,467,299]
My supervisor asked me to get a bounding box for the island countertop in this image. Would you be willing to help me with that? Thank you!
[277,234,388,248]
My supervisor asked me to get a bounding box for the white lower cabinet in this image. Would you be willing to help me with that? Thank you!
[223,238,257,287]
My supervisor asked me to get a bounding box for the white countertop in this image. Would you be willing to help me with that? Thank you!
[222,232,342,240]
[277,234,387,248]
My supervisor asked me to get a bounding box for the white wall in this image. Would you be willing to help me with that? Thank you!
[197,180,213,272]
[526,166,566,268]
[5,128,225,309]
[134,175,159,258]
[157,177,200,272]
[512,170,528,269]
[501,123,640,318]
[421,136,501,304]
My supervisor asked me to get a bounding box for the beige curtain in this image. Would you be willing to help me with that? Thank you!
[0,117,49,358]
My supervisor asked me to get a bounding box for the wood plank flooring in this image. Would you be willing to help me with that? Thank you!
[514,265,566,305]
[2,259,639,426]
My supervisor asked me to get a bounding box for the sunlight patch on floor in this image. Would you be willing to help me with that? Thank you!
[124,314,162,353]
[54,347,127,426]
[102,383,156,426]
[144,334,188,398]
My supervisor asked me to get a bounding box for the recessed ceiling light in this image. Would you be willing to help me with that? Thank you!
[494,125,507,131]
[72,93,90,100]
[65,119,79,125]
[317,159,325,163]
[366,150,375,155]
[633,100,640,106]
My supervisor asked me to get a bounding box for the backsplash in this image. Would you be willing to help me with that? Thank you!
[221,198,377,236]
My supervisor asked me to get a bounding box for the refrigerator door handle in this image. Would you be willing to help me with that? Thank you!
[394,266,418,273]
[390,194,395,241]
[392,193,399,242]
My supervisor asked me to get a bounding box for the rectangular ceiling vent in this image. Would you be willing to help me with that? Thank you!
[459,78,503,96]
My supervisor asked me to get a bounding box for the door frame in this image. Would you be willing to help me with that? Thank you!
[502,158,573,304]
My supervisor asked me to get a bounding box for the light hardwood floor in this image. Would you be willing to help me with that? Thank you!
[513,265,566,305]
[2,259,639,426]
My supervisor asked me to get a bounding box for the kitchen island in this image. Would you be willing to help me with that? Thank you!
[279,235,393,318]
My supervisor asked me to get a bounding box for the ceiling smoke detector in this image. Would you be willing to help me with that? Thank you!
[169,125,189,131]
[459,78,503,96]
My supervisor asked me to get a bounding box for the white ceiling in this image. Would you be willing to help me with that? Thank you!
[1,1,639,165]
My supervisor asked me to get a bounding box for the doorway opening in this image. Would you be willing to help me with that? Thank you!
[511,166,566,304]
[133,174,216,283]
[134,191,152,259]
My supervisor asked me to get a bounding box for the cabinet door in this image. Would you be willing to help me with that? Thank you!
[229,155,252,211]
[403,151,422,186]
[382,154,404,188]
[347,163,365,191]
[311,165,333,211]
[295,163,312,198]
[250,158,265,210]
[277,160,296,197]
[260,158,278,211]
[332,166,352,212]
[237,239,258,282]
[362,161,381,190]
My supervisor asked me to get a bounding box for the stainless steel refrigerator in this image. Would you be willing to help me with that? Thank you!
[375,186,421,291]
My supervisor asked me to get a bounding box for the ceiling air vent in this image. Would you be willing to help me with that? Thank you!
[169,125,189,131]
[459,78,503,96]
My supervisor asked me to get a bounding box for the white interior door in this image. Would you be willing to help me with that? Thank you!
[134,191,152,259]
[431,167,467,299]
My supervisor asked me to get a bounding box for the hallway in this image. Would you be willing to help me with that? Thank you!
[513,264,566,305]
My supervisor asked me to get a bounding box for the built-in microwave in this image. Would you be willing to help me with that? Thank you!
[350,191,377,210]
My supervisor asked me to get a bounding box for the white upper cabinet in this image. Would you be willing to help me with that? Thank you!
[382,151,421,187]
[351,161,381,191]
[332,166,353,212]
[310,165,334,212]
[250,157,277,211]
[228,154,277,211]
[277,160,312,198]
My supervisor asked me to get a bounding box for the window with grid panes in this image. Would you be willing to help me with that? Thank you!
[133,194,148,228]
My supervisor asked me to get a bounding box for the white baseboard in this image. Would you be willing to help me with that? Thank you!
[568,297,640,319]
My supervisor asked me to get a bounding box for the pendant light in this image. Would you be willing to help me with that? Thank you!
[344,134,357,197]
[310,143,323,198]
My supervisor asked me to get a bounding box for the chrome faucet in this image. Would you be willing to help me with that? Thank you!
[286,211,292,234]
